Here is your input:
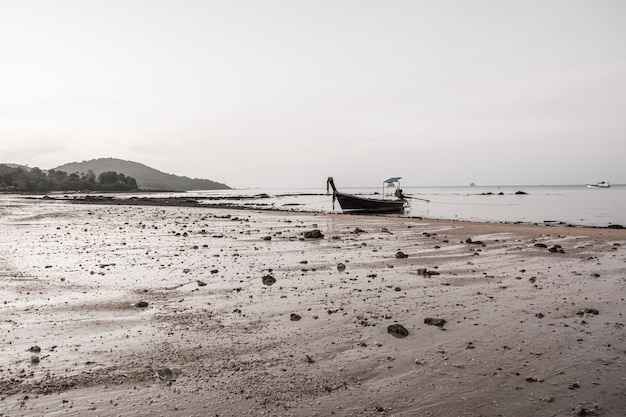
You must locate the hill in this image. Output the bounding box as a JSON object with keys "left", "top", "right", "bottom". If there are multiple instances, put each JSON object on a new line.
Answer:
{"left": 54, "top": 158, "right": 230, "bottom": 191}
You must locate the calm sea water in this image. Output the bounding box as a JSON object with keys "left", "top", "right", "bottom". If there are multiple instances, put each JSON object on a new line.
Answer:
{"left": 130, "top": 184, "right": 626, "bottom": 228}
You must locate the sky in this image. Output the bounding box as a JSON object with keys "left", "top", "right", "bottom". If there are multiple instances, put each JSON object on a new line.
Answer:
{"left": 1, "top": 0, "right": 625, "bottom": 189}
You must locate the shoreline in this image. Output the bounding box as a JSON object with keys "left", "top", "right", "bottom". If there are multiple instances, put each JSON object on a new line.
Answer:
{"left": 1, "top": 198, "right": 624, "bottom": 416}
{"left": 28, "top": 194, "right": 626, "bottom": 230}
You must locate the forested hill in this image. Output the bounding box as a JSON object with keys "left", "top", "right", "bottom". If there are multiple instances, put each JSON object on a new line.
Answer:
{"left": 54, "top": 158, "right": 230, "bottom": 191}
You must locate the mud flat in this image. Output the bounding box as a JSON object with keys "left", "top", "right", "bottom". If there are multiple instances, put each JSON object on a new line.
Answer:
{"left": 1, "top": 197, "right": 625, "bottom": 416}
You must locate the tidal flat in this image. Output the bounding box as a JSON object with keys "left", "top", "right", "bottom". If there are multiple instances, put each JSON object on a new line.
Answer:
{"left": 1, "top": 197, "right": 625, "bottom": 416}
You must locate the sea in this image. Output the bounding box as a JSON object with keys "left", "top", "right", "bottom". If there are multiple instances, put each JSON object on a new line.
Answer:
{"left": 104, "top": 184, "right": 626, "bottom": 228}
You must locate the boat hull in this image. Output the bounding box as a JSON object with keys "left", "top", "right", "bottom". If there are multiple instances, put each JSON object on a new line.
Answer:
{"left": 335, "top": 192, "right": 406, "bottom": 213}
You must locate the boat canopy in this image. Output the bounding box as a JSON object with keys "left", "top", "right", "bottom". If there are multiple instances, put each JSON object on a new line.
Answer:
{"left": 384, "top": 177, "right": 402, "bottom": 184}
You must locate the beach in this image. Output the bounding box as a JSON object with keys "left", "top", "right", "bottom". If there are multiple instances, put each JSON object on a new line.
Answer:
{"left": 1, "top": 197, "right": 625, "bottom": 416}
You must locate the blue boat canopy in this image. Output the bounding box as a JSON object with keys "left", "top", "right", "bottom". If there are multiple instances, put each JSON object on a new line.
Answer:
{"left": 384, "top": 177, "right": 402, "bottom": 183}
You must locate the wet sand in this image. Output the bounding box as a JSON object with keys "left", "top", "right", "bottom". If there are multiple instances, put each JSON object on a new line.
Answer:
{"left": 1, "top": 197, "right": 625, "bottom": 416}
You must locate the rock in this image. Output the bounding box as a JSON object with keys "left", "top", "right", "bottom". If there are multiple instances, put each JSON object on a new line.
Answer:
{"left": 197, "top": 280, "right": 207, "bottom": 287}
{"left": 584, "top": 308, "right": 599, "bottom": 315}
{"left": 156, "top": 367, "right": 180, "bottom": 381}
{"left": 515, "top": 191, "right": 528, "bottom": 195}
{"left": 262, "top": 236, "right": 272, "bottom": 241}
{"left": 395, "top": 251, "right": 408, "bottom": 259}
{"left": 351, "top": 228, "right": 366, "bottom": 234}
{"left": 573, "top": 404, "right": 599, "bottom": 415}
{"left": 29, "top": 346, "right": 41, "bottom": 353}
{"left": 424, "top": 318, "right": 446, "bottom": 327}
{"left": 417, "top": 268, "right": 440, "bottom": 277}
{"left": 534, "top": 243, "right": 548, "bottom": 248}
{"left": 387, "top": 324, "right": 409, "bottom": 338}
{"left": 136, "top": 301, "right": 149, "bottom": 308}
{"left": 548, "top": 245, "right": 564, "bottom": 253}
{"left": 31, "top": 355, "right": 40, "bottom": 364}
{"left": 262, "top": 275, "right": 276, "bottom": 286}
{"left": 607, "top": 224, "right": 624, "bottom": 229}
{"left": 290, "top": 313, "right": 302, "bottom": 321}
{"left": 465, "top": 238, "right": 484, "bottom": 245}
{"left": 337, "top": 263, "right": 346, "bottom": 272}
{"left": 304, "top": 229, "right": 324, "bottom": 239}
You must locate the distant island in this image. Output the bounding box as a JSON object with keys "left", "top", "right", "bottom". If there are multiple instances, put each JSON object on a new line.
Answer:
{"left": 0, "top": 157, "right": 230, "bottom": 193}
{"left": 54, "top": 158, "right": 230, "bottom": 191}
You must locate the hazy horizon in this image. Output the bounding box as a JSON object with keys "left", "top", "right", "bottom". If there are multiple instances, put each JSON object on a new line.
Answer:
{"left": 2, "top": 1, "right": 624, "bottom": 188}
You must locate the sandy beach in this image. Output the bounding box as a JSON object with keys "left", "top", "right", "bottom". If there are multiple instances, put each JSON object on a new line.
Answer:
{"left": 1, "top": 197, "right": 624, "bottom": 417}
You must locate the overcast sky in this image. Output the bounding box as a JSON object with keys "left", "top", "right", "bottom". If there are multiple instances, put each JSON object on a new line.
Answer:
{"left": 1, "top": 1, "right": 624, "bottom": 188}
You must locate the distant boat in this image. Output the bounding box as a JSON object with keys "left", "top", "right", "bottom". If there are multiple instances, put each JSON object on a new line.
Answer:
{"left": 587, "top": 181, "right": 611, "bottom": 188}
{"left": 326, "top": 177, "right": 407, "bottom": 214}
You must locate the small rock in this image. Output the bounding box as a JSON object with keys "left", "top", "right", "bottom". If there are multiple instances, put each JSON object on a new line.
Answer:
{"left": 304, "top": 229, "right": 324, "bottom": 239}
{"left": 156, "top": 367, "right": 180, "bottom": 381}
{"left": 136, "top": 301, "right": 149, "bottom": 308}
{"left": 584, "top": 308, "right": 599, "bottom": 315}
{"left": 424, "top": 318, "right": 446, "bottom": 327}
{"left": 262, "top": 275, "right": 276, "bottom": 286}
{"left": 29, "top": 346, "right": 41, "bottom": 353}
{"left": 290, "top": 313, "right": 302, "bottom": 321}
{"left": 197, "top": 280, "right": 207, "bottom": 287}
{"left": 395, "top": 251, "right": 408, "bottom": 259}
{"left": 337, "top": 263, "right": 346, "bottom": 272}
{"left": 387, "top": 324, "right": 409, "bottom": 338}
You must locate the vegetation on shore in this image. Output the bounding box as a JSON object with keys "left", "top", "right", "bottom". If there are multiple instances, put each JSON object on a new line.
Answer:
{"left": 0, "top": 164, "right": 138, "bottom": 193}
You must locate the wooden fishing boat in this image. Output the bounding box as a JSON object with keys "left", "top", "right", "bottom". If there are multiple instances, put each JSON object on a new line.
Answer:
{"left": 326, "top": 177, "right": 407, "bottom": 213}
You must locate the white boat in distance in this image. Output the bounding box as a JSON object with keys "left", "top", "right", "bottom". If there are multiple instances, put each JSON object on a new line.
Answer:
{"left": 587, "top": 181, "right": 611, "bottom": 188}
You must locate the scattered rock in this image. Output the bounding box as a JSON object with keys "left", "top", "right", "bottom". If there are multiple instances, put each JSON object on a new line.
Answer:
{"left": 417, "top": 268, "right": 440, "bottom": 277}
{"left": 387, "top": 324, "right": 409, "bottom": 338}
{"left": 156, "top": 367, "right": 180, "bottom": 381}
{"left": 303, "top": 229, "right": 324, "bottom": 239}
{"left": 548, "top": 245, "right": 564, "bottom": 253}
{"left": 290, "top": 313, "right": 302, "bottom": 321}
{"left": 584, "top": 308, "right": 599, "bottom": 315}
{"left": 262, "top": 274, "right": 276, "bottom": 286}
{"left": 424, "top": 318, "right": 446, "bottom": 327}
{"left": 573, "top": 404, "right": 599, "bottom": 415}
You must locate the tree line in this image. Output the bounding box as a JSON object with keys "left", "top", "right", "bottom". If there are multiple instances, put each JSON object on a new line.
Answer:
{"left": 0, "top": 164, "right": 139, "bottom": 193}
